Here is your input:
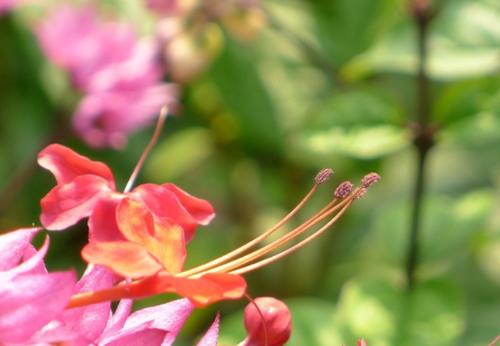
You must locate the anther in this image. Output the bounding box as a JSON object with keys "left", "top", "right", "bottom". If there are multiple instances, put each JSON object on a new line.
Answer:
{"left": 354, "top": 187, "right": 367, "bottom": 199}
{"left": 314, "top": 168, "right": 334, "bottom": 184}
{"left": 361, "top": 172, "right": 380, "bottom": 188}
{"left": 334, "top": 181, "right": 353, "bottom": 198}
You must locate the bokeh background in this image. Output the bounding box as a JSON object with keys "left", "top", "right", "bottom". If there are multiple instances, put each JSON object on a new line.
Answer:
{"left": 1, "top": 0, "right": 499, "bottom": 345}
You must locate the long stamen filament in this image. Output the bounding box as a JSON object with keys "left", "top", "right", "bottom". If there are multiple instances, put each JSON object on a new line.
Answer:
{"left": 124, "top": 106, "right": 168, "bottom": 193}
{"left": 67, "top": 185, "right": 362, "bottom": 309}
{"left": 229, "top": 201, "right": 352, "bottom": 275}
{"left": 186, "top": 194, "right": 354, "bottom": 278}
{"left": 179, "top": 184, "right": 320, "bottom": 277}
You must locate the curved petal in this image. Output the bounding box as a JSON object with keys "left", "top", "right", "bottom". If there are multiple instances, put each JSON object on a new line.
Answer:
{"left": 196, "top": 313, "right": 220, "bottom": 346}
{"left": 116, "top": 198, "right": 186, "bottom": 274}
{"left": 163, "top": 183, "right": 215, "bottom": 226}
{"left": 133, "top": 184, "right": 200, "bottom": 242}
{"left": 40, "top": 175, "right": 112, "bottom": 230}
{"left": 88, "top": 194, "right": 125, "bottom": 242}
{"left": 60, "top": 265, "right": 114, "bottom": 343}
{"left": 115, "top": 198, "right": 156, "bottom": 245}
{"left": 101, "top": 299, "right": 133, "bottom": 337}
{"left": 0, "top": 271, "right": 76, "bottom": 343}
{"left": 82, "top": 241, "right": 163, "bottom": 279}
{"left": 0, "top": 227, "right": 41, "bottom": 271}
{"left": 130, "top": 272, "right": 247, "bottom": 307}
{"left": 4, "top": 236, "right": 50, "bottom": 278}
{"left": 38, "top": 144, "right": 115, "bottom": 187}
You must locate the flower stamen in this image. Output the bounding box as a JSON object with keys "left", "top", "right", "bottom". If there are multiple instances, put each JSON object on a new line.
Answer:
{"left": 186, "top": 188, "right": 360, "bottom": 278}
{"left": 178, "top": 169, "right": 333, "bottom": 278}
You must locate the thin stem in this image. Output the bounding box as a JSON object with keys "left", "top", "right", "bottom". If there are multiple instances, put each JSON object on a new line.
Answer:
{"left": 231, "top": 201, "right": 352, "bottom": 275}
{"left": 123, "top": 106, "right": 169, "bottom": 193}
{"left": 488, "top": 335, "right": 500, "bottom": 346}
{"left": 179, "top": 184, "right": 320, "bottom": 277}
{"left": 405, "top": 2, "right": 434, "bottom": 289}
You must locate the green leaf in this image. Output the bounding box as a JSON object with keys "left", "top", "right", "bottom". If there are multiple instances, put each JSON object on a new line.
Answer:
{"left": 348, "top": 0, "right": 500, "bottom": 80}
{"left": 333, "top": 278, "right": 464, "bottom": 346}
{"left": 208, "top": 38, "right": 284, "bottom": 155}
{"left": 291, "top": 89, "right": 410, "bottom": 160}
{"left": 145, "top": 128, "right": 214, "bottom": 182}
{"left": 308, "top": 0, "right": 403, "bottom": 68}
{"left": 365, "top": 191, "right": 493, "bottom": 271}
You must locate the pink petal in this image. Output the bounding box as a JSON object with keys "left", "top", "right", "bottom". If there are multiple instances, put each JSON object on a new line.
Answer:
{"left": 101, "top": 328, "right": 165, "bottom": 346}
{"left": 102, "top": 299, "right": 133, "bottom": 337}
{"left": 81, "top": 241, "right": 163, "bottom": 278}
{"left": 73, "top": 84, "right": 177, "bottom": 149}
{"left": 60, "top": 265, "right": 114, "bottom": 343}
{"left": 4, "top": 236, "right": 50, "bottom": 278}
{"left": 196, "top": 313, "right": 220, "bottom": 346}
{"left": 0, "top": 227, "right": 40, "bottom": 271}
{"left": 0, "top": 271, "right": 76, "bottom": 343}
{"left": 88, "top": 194, "right": 125, "bottom": 242}
{"left": 38, "top": 144, "right": 115, "bottom": 186}
{"left": 99, "top": 299, "right": 194, "bottom": 346}
{"left": 40, "top": 174, "right": 113, "bottom": 230}
{"left": 163, "top": 183, "right": 215, "bottom": 226}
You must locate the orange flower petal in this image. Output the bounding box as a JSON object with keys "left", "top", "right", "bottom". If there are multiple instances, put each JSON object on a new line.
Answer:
{"left": 147, "top": 219, "right": 186, "bottom": 274}
{"left": 116, "top": 198, "right": 155, "bottom": 245}
{"left": 82, "top": 241, "right": 162, "bottom": 279}
{"left": 129, "top": 272, "right": 247, "bottom": 307}
{"left": 116, "top": 198, "right": 187, "bottom": 274}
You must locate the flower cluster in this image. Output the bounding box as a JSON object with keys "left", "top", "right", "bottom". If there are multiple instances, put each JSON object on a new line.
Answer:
{"left": 37, "top": 5, "right": 177, "bottom": 148}
{"left": 1, "top": 150, "right": 378, "bottom": 345}
{"left": 0, "top": 107, "right": 379, "bottom": 345}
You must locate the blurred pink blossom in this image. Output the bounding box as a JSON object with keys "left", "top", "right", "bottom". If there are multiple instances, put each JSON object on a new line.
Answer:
{"left": 37, "top": 5, "right": 177, "bottom": 148}
{"left": 0, "top": 228, "right": 206, "bottom": 345}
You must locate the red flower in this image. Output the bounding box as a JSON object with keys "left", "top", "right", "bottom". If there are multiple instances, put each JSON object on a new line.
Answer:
{"left": 39, "top": 144, "right": 245, "bottom": 306}
{"left": 38, "top": 144, "right": 214, "bottom": 242}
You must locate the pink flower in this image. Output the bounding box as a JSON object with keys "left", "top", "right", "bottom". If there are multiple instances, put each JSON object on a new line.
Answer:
{"left": 26, "top": 265, "right": 199, "bottom": 345}
{"left": 37, "top": 5, "right": 178, "bottom": 148}
{"left": 146, "top": 0, "right": 193, "bottom": 17}
{"left": 0, "top": 228, "right": 77, "bottom": 344}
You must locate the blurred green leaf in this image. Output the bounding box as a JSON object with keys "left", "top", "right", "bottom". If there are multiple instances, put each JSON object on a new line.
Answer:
{"left": 348, "top": 0, "right": 500, "bottom": 80}
{"left": 333, "top": 278, "right": 464, "bottom": 346}
{"left": 208, "top": 38, "right": 284, "bottom": 155}
{"left": 145, "top": 128, "right": 214, "bottom": 182}
{"left": 291, "top": 89, "right": 410, "bottom": 160}
{"left": 308, "top": 0, "right": 403, "bottom": 68}
{"left": 365, "top": 191, "right": 493, "bottom": 272}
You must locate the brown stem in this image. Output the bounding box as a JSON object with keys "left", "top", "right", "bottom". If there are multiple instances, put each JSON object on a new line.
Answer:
{"left": 405, "top": 0, "right": 435, "bottom": 289}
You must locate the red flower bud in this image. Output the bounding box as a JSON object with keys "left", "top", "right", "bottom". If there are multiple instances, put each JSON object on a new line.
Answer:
{"left": 242, "top": 297, "right": 292, "bottom": 346}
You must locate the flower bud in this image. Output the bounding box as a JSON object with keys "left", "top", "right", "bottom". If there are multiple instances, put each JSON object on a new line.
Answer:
{"left": 242, "top": 297, "right": 292, "bottom": 346}
{"left": 358, "top": 339, "right": 368, "bottom": 346}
